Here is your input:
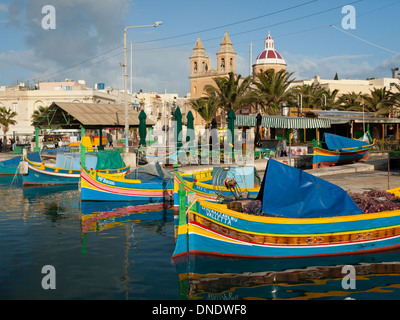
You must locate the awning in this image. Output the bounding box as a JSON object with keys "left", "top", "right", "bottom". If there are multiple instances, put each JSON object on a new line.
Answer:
{"left": 235, "top": 115, "right": 331, "bottom": 129}
{"left": 262, "top": 116, "right": 331, "bottom": 129}
{"left": 235, "top": 115, "right": 257, "bottom": 127}
{"left": 32, "top": 102, "right": 155, "bottom": 129}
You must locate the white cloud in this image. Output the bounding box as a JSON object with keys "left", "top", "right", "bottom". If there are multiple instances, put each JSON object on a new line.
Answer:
{"left": 284, "top": 52, "right": 399, "bottom": 81}
{"left": 1, "top": 0, "right": 194, "bottom": 96}
{"left": 371, "top": 55, "right": 400, "bottom": 78}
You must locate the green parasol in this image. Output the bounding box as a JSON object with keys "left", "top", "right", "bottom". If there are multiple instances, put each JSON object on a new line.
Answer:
{"left": 227, "top": 109, "right": 236, "bottom": 156}
{"left": 186, "top": 110, "right": 194, "bottom": 143}
{"left": 174, "top": 106, "right": 182, "bottom": 150}
{"left": 139, "top": 109, "right": 147, "bottom": 147}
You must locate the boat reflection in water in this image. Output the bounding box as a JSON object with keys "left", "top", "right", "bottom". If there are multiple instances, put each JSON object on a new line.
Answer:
{"left": 173, "top": 251, "right": 400, "bottom": 300}
{"left": 80, "top": 201, "right": 175, "bottom": 233}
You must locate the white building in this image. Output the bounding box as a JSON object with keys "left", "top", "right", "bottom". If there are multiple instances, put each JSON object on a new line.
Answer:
{"left": 0, "top": 80, "right": 134, "bottom": 136}
{"left": 136, "top": 92, "right": 190, "bottom": 131}
{"left": 0, "top": 79, "right": 191, "bottom": 142}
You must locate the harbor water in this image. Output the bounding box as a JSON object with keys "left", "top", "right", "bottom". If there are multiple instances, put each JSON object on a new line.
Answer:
{"left": 2, "top": 177, "right": 400, "bottom": 300}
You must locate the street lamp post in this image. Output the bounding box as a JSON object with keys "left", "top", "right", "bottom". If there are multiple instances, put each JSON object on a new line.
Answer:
{"left": 123, "top": 21, "right": 163, "bottom": 152}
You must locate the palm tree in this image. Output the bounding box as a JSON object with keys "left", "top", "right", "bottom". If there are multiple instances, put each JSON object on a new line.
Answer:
{"left": 204, "top": 72, "right": 254, "bottom": 113}
{"left": 337, "top": 92, "right": 366, "bottom": 111}
{"left": 364, "top": 87, "right": 393, "bottom": 116}
{"left": 291, "top": 83, "right": 327, "bottom": 111}
{"left": 390, "top": 83, "right": 400, "bottom": 117}
{"left": 31, "top": 106, "right": 48, "bottom": 122}
{"left": 189, "top": 95, "right": 219, "bottom": 127}
{"left": 320, "top": 88, "right": 340, "bottom": 110}
{"left": 0, "top": 106, "right": 18, "bottom": 146}
{"left": 252, "top": 69, "right": 295, "bottom": 115}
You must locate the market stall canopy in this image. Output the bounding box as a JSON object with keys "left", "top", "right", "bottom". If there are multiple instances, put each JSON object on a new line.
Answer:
{"left": 32, "top": 102, "right": 155, "bottom": 129}
{"left": 235, "top": 115, "right": 332, "bottom": 129}
{"left": 309, "top": 110, "right": 400, "bottom": 124}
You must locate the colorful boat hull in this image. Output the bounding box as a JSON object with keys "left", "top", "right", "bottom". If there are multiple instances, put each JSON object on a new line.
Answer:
{"left": 80, "top": 167, "right": 173, "bottom": 202}
{"left": 173, "top": 199, "right": 400, "bottom": 259}
{"left": 312, "top": 146, "right": 371, "bottom": 169}
{"left": 23, "top": 156, "right": 129, "bottom": 186}
{"left": 312, "top": 133, "right": 374, "bottom": 169}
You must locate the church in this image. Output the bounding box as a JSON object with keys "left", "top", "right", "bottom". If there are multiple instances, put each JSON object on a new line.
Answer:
{"left": 188, "top": 31, "right": 286, "bottom": 128}
{"left": 189, "top": 30, "right": 286, "bottom": 100}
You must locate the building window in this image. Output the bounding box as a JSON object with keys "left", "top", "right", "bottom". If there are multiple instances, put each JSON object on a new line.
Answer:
{"left": 12, "top": 103, "right": 18, "bottom": 113}
{"left": 194, "top": 62, "right": 198, "bottom": 72}
{"left": 64, "top": 86, "right": 72, "bottom": 91}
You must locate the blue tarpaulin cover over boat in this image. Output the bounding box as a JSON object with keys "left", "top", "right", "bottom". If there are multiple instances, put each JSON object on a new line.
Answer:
{"left": 256, "top": 159, "right": 362, "bottom": 218}
{"left": 323, "top": 133, "right": 368, "bottom": 151}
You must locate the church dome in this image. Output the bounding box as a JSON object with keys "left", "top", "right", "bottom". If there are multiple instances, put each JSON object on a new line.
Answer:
{"left": 254, "top": 32, "right": 286, "bottom": 66}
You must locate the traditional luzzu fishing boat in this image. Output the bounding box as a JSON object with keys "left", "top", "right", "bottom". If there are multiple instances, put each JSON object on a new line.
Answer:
{"left": 312, "top": 132, "right": 374, "bottom": 169}
{"left": 173, "top": 166, "right": 260, "bottom": 208}
{"left": 0, "top": 152, "right": 41, "bottom": 177}
{"left": 80, "top": 162, "right": 174, "bottom": 202}
{"left": 22, "top": 150, "right": 129, "bottom": 186}
{"left": 173, "top": 158, "right": 400, "bottom": 259}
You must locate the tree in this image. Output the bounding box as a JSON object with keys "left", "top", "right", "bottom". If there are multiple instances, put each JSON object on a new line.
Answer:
{"left": 204, "top": 72, "right": 254, "bottom": 113}
{"left": 364, "top": 87, "right": 393, "bottom": 116}
{"left": 189, "top": 95, "right": 219, "bottom": 127}
{"left": 337, "top": 92, "right": 366, "bottom": 111}
{"left": 31, "top": 106, "right": 48, "bottom": 122}
{"left": 334, "top": 73, "right": 339, "bottom": 80}
{"left": 390, "top": 83, "right": 400, "bottom": 116}
{"left": 252, "top": 69, "right": 295, "bottom": 115}
{"left": 291, "top": 83, "right": 326, "bottom": 111}
{"left": 337, "top": 88, "right": 393, "bottom": 115}
{"left": 0, "top": 106, "right": 18, "bottom": 145}
{"left": 321, "top": 88, "right": 340, "bottom": 110}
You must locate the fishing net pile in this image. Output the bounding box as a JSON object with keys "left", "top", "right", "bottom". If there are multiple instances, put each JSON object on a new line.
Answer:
{"left": 349, "top": 190, "right": 400, "bottom": 213}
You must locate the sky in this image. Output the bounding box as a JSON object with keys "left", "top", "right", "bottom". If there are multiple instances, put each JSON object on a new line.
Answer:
{"left": 0, "top": 0, "right": 399, "bottom": 97}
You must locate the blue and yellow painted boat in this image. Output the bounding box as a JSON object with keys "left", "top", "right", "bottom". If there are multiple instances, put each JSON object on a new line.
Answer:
{"left": 22, "top": 151, "right": 129, "bottom": 186}
{"left": 80, "top": 163, "right": 174, "bottom": 202}
{"left": 173, "top": 159, "right": 400, "bottom": 259}
{"left": 313, "top": 132, "right": 374, "bottom": 169}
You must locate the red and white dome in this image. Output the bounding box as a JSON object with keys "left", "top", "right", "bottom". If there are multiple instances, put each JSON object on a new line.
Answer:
{"left": 254, "top": 32, "right": 286, "bottom": 66}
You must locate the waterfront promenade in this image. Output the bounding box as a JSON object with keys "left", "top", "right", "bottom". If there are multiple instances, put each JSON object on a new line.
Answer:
{"left": 1, "top": 151, "right": 397, "bottom": 194}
